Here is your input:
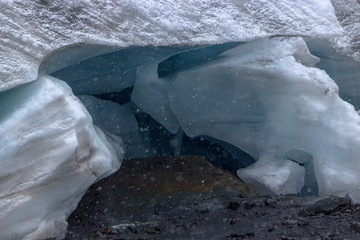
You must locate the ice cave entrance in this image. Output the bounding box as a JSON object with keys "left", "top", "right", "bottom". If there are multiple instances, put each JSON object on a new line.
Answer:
{"left": 39, "top": 38, "right": 360, "bottom": 197}
{"left": 40, "top": 43, "right": 256, "bottom": 176}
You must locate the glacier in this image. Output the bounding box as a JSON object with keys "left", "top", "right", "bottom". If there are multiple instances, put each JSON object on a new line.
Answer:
{"left": 0, "top": 75, "right": 124, "bottom": 240}
{"left": 1, "top": 0, "right": 360, "bottom": 239}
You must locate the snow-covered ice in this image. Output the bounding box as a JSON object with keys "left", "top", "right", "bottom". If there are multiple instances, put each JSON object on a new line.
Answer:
{"left": 329, "top": 0, "right": 360, "bottom": 62}
{"left": 306, "top": 38, "right": 360, "bottom": 109}
{"left": 0, "top": 0, "right": 341, "bottom": 91}
{"left": 163, "top": 37, "right": 360, "bottom": 196}
{"left": 0, "top": 75, "right": 124, "bottom": 240}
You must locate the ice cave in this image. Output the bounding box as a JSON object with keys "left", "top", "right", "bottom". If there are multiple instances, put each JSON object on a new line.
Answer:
{"left": 1, "top": 0, "right": 360, "bottom": 239}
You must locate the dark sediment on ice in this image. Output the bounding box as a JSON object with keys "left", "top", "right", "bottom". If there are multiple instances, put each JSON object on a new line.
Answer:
{"left": 65, "top": 155, "right": 360, "bottom": 240}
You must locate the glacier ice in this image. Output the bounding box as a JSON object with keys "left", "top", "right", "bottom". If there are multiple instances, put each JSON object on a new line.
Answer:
{"left": 132, "top": 60, "right": 181, "bottom": 134}
{"left": 306, "top": 38, "right": 360, "bottom": 109}
{"left": 328, "top": 0, "right": 360, "bottom": 62}
{"left": 163, "top": 37, "right": 360, "bottom": 196}
{"left": 1, "top": 0, "right": 360, "bottom": 239}
{"left": 284, "top": 149, "right": 318, "bottom": 197}
{"left": 48, "top": 36, "right": 360, "bottom": 198}
{"left": 78, "top": 95, "right": 146, "bottom": 158}
{"left": 0, "top": 0, "right": 342, "bottom": 91}
{"left": 0, "top": 75, "right": 124, "bottom": 240}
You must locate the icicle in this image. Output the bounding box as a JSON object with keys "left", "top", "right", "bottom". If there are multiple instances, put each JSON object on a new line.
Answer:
{"left": 172, "top": 127, "right": 184, "bottom": 156}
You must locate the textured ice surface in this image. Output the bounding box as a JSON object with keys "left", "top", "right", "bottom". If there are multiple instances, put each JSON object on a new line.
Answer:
{"left": 77, "top": 36, "right": 360, "bottom": 197}
{"left": 52, "top": 46, "right": 191, "bottom": 134}
{"left": 0, "top": 0, "right": 341, "bottom": 92}
{"left": 164, "top": 37, "right": 333, "bottom": 194}
{"left": 329, "top": 0, "right": 360, "bottom": 61}
{"left": 78, "top": 95, "right": 146, "bottom": 158}
{"left": 165, "top": 38, "right": 360, "bottom": 197}
{"left": 0, "top": 75, "right": 124, "bottom": 240}
{"left": 306, "top": 38, "right": 360, "bottom": 109}
{"left": 49, "top": 47, "right": 192, "bottom": 96}
{"left": 132, "top": 57, "right": 182, "bottom": 134}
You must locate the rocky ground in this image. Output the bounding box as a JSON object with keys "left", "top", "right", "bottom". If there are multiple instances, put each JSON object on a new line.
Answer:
{"left": 65, "top": 155, "right": 360, "bottom": 240}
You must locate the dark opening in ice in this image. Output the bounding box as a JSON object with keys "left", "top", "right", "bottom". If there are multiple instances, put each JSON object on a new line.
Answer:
{"left": 47, "top": 44, "right": 255, "bottom": 175}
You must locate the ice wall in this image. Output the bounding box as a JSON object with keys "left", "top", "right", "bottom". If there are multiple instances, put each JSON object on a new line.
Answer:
{"left": 0, "top": 75, "right": 124, "bottom": 240}
{"left": 329, "top": 0, "right": 360, "bottom": 62}
{"left": 51, "top": 36, "right": 360, "bottom": 199}
{"left": 306, "top": 39, "right": 360, "bottom": 109}
{"left": 132, "top": 37, "right": 360, "bottom": 197}
{"left": 0, "top": 0, "right": 341, "bottom": 92}
{"left": 78, "top": 95, "right": 146, "bottom": 158}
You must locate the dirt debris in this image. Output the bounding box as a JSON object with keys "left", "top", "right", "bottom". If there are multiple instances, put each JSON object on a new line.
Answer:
{"left": 65, "top": 156, "right": 360, "bottom": 240}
